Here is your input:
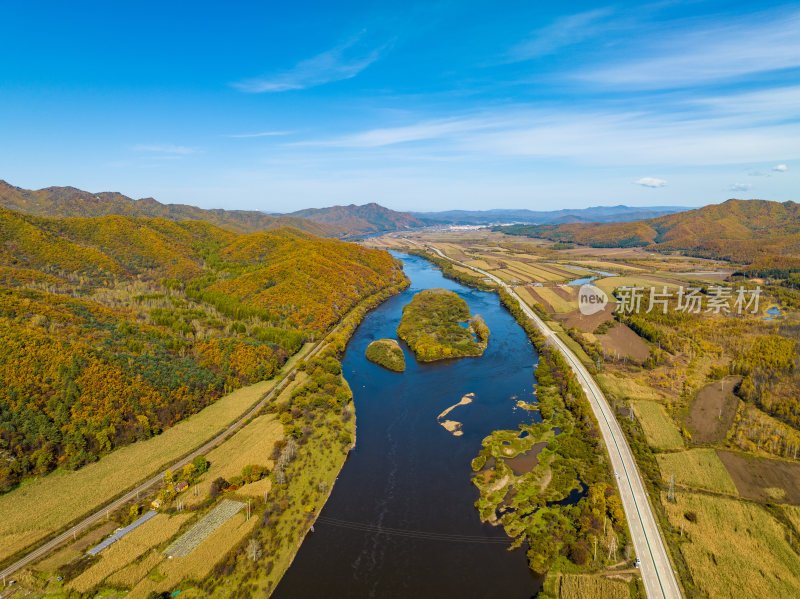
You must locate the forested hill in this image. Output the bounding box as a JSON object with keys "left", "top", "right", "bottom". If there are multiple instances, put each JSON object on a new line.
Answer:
{"left": 0, "top": 179, "right": 343, "bottom": 237}
{"left": 0, "top": 207, "right": 405, "bottom": 490}
{"left": 287, "top": 202, "right": 428, "bottom": 236}
{"left": 498, "top": 199, "right": 800, "bottom": 273}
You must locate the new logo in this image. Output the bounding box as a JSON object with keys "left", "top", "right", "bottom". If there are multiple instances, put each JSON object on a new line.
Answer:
{"left": 578, "top": 284, "right": 608, "bottom": 316}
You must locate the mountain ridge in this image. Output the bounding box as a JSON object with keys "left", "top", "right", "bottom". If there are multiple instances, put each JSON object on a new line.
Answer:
{"left": 498, "top": 198, "right": 800, "bottom": 272}
{"left": 0, "top": 180, "right": 344, "bottom": 237}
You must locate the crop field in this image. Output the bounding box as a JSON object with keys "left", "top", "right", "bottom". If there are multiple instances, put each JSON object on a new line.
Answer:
{"left": 663, "top": 491, "right": 800, "bottom": 598}
{"left": 634, "top": 401, "right": 684, "bottom": 450}
{"left": 555, "top": 573, "right": 631, "bottom": 599}
{"left": 531, "top": 287, "right": 576, "bottom": 313}
{"left": 782, "top": 505, "right": 800, "bottom": 533}
{"left": 127, "top": 511, "right": 258, "bottom": 599}
{"left": 0, "top": 377, "right": 280, "bottom": 563}
{"left": 106, "top": 549, "right": 163, "bottom": 588}
{"left": 187, "top": 414, "right": 282, "bottom": 504}
{"left": 597, "top": 373, "right": 667, "bottom": 402}
{"left": 656, "top": 449, "right": 738, "bottom": 495}
{"left": 165, "top": 499, "right": 245, "bottom": 557}
{"left": 574, "top": 259, "right": 641, "bottom": 272}
{"left": 593, "top": 275, "right": 683, "bottom": 296}
{"left": 68, "top": 512, "right": 191, "bottom": 593}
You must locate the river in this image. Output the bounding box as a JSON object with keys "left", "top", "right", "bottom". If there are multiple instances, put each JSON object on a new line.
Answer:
{"left": 273, "top": 252, "right": 542, "bottom": 598}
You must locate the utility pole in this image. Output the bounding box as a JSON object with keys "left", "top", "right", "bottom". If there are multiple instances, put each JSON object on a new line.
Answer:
{"left": 667, "top": 474, "right": 676, "bottom": 503}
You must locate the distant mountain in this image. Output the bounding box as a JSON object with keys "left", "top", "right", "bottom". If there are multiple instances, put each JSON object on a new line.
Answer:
{"left": 498, "top": 199, "right": 800, "bottom": 272}
{"left": 0, "top": 180, "right": 343, "bottom": 237}
{"left": 413, "top": 205, "right": 688, "bottom": 225}
{"left": 287, "top": 203, "right": 429, "bottom": 236}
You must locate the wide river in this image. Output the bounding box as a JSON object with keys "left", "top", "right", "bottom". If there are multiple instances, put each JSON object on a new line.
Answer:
{"left": 273, "top": 252, "right": 542, "bottom": 598}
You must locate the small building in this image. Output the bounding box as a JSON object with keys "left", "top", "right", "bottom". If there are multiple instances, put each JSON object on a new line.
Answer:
{"left": 151, "top": 498, "right": 162, "bottom": 509}
{"left": 175, "top": 481, "right": 189, "bottom": 493}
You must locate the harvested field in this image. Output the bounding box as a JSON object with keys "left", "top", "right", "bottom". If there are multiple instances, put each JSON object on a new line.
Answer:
{"left": 106, "top": 550, "right": 163, "bottom": 588}
{"left": 522, "top": 287, "right": 555, "bottom": 312}
{"left": 663, "top": 491, "right": 800, "bottom": 598}
{"left": 556, "top": 304, "right": 615, "bottom": 333}
{"left": 532, "top": 287, "right": 575, "bottom": 313}
{"left": 597, "top": 324, "right": 650, "bottom": 362}
{"left": 656, "top": 449, "right": 737, "bottom": 494}
{"left": 128, "top": 511, "right": 258, "bottom": 599}
{"left": 717, "top": 450, "right": 800, "bottom": 504}
{"left": 598, "top": 373, "right": 666, "bottom": 402}
{"left": 164, "top": 499, "right": 245, "bottom": 557}
{"left": 32, "top": 521, "right": 116, "bottom": 572}
{"left": 188, "top": 414, "right": 282, "bottom": 504}
{"left": 782, "top": 505, "right": 800, "bottom": 534}
{"left": 574, "top": 260, "right": 641, "bottom": 272}
{"left": 0, "top": 377, "right": 279, "bottom": 563}
{"left": 593, "top": 275, "right": 682, "bottom": 297}
{"left": 686, "top": 376, "right": 741, "bottom": 444}
{"left": 635, "top": 401, "right": 684, "bottom": 450}
{"left": 68, "top": 513, "right": 190, "bottom": 593}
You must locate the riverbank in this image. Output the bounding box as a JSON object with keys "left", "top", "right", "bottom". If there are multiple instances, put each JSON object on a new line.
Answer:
{"left": 5, "top": 276, "right": 410, "bottom": 598}
{"left": 271, "top": 252, "right": 541, "bottom": 598}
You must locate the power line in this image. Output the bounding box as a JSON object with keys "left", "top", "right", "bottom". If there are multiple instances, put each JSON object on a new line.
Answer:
{"left": 315, "top": 517, "right": 511, "bottom": 544}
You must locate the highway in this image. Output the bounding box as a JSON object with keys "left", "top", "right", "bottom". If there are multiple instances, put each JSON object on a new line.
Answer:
{"left": 415, "top": 240, "right": 683, "bottom": 599}
{"left": 0, "top": 328, "right": 336, "bottom": 583}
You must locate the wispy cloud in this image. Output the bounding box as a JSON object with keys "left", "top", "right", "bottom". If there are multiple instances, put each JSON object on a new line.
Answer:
{"left": 133, "top": 144, "right": 198, "bottom": 155}
{"left": 730, "top": 183, "right": 751, "bottom": 192}
{"left": 292, "top": 116, "right": 504, "bottom": 148}
{"left": 292, "top": 82, "right": 800, "bottom": 168}
{"left": 507, "top": 8, "right": 614, "bottom": 61}
{"left": 232, "top": 33, "right": 389, "bottom": 93}
{"left": 636, "top": 177, "right": 666, "bottom": 188}
{"left": 579, "top": 10, "right": 800, "bottom": 89}
{"left": 225, "top": 131, "right": 292, "bottom": 139}
{"left": 773, "top": 163, "right": 788, "bottom": 172}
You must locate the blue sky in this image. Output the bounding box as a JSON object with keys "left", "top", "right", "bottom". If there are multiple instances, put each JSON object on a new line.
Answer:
{"left": 1, "top": 1, "right": 797, "bottom": 212}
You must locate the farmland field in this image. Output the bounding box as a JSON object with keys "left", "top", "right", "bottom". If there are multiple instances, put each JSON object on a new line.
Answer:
{"left": 187, "top": 414, "right": 282, "bottom": 505}
{"left": 656, "top": 449, "right": 738, "bottom": 495}
{"left": 663, "top": 491, "right": 800, "bottom": 598}
{"left": 635, "top": 401, "right": 684, "bottom": 450}
{"left": 556, "top": 573, "right": 631, "bottom": 599}
{"left": 717, "top": 450, "right": 800, "bottom": 504}
{"left": 68, "top": 512, "right": 191, "bottom": 593}
{"left": 165, "top": 499, "right": 245, "bottom": 558}
{"left": 0, "top": 377, "right": 278, "bottom": 564}
{"left": 597, "top": 373, "right": 666, "bottom": 402}
{"left": 596, "top": 324, "right": 651, "bottom": 362}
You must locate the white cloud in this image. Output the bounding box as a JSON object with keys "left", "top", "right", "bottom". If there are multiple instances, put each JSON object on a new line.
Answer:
{"left": 729, "top": 183, "right": 751, "bottom": 192}
{"left": 635, "top": 177, "right": 666, "bottom": 188}
{"left": 579, "top": 10, "right": 800, "bottom": 89}
{"left": 293, "top": 117, "right": 503, "bottom": 148}
{"left": 225, "top": 131, "right": 292, "bottom": 139}
{"left": 773, "top": 163, "right": 788, "bottom": 172}
{"left": 232, "top": 34, "right": 388, "bottom": 93}
{"left": 508, "top": 8, "right": 613, "bottom": 60}
{"left": 132, "top": 144, "right": 198, "bottom": 155}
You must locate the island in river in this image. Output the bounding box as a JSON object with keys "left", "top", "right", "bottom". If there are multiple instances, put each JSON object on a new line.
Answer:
{"left": 365, "top": 338, "right": 406, "bottom": 371}
{"left": 397, "top": 288, "right": 490, "bottom": 362}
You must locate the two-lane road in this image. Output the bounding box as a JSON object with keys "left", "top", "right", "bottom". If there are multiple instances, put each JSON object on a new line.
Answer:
{"left": 416, "top": 241, "right": 683, "bottom": 599}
